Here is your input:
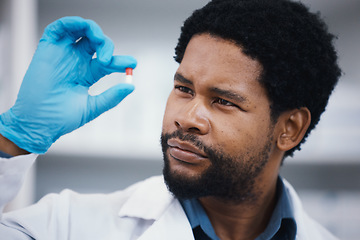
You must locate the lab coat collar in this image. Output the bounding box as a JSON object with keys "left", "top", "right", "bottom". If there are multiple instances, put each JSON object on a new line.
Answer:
{"left": 118, "top": 176, "right": 194, "bottom": 239}
{"left": 283, "top": 179, "right": 338, "bottom": 240}
{"left": 137, "top": 196, "right": 194, "bottom": 240}
{"left": 118, "top": 176, "right": 173, "bottom": 220}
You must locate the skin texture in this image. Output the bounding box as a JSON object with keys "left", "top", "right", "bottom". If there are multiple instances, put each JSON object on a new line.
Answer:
{"left": 161, "top": 33, "right": 310, "bottom": 239}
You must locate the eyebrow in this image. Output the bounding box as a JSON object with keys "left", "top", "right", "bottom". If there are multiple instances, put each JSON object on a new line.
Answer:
{"left": 174, "top": 72, "right": 249, "bottom": 103}
{"left": 210, "top": 87, "right": 249, "bottom": 103}
{"left": 174, "top": 73, "right": 193, "bottom": 86}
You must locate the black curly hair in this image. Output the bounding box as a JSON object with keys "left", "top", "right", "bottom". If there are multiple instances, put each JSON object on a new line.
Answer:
{"left": 174, "top": 0, "right": 341, "bottom": 158}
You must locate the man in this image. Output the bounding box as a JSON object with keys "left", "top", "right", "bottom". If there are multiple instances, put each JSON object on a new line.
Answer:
{"left": 0, "top": 0, "right": 341, "bottom": 239}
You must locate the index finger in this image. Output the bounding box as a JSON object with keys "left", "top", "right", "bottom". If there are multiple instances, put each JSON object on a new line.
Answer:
{"left": 41, "top": 16, "right": 114, "bottom": 64}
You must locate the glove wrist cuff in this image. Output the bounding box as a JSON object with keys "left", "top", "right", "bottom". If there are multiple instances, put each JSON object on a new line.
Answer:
{"left": 0, "top": 111, "right": 51, "bottom": 154}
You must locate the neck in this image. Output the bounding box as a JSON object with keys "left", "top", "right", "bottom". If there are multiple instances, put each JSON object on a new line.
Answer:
{"left": 198, "top": 176, "right": 279, "bottom": 240}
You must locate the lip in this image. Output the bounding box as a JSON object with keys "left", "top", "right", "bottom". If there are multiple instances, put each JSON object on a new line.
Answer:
{"left": 167, "top": 138, "right": 208, "bottom": 164}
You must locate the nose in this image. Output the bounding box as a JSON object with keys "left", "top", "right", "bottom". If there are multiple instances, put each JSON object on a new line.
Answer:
{"left": 174, "top": 100, "right": 210, "bottom": 135}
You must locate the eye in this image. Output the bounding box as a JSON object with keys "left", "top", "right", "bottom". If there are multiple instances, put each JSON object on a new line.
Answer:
{"left": 175, "top": 85, "right": 193, "bottom": 96}
{"left": 215, "top": 98, "right": 236, "bottom": 107}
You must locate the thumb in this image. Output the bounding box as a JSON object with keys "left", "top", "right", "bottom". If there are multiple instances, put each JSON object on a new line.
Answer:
{"left": 89, "top": 55, "right": 137, "bottom": 86}
{"left": 87, "top": 83, "right": 135, "bottom": 122}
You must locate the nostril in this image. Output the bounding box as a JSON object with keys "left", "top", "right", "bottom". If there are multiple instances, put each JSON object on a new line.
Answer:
{"left": 175, "top": 121, "right": 181, "bottom": 128}
{"left": 175, "top": 119, "right": 202, "bottom": 133}
{"left": 189, "top": 127, "right": 201, "bottom": 134}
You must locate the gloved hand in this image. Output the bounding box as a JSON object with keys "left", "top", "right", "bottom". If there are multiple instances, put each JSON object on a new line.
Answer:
{"left": 0, "top": 16, "right": 137, "bottom": 154}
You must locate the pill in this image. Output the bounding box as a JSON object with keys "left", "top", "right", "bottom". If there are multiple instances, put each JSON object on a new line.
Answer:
{"left": 125, "top": 68, "right": 133, "bottom": 84}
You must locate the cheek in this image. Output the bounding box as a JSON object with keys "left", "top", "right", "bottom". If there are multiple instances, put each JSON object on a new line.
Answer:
{"left": 210, "top": 116, "right": 270, "bottom": 154}
{"left": 162, "top": 94, "right": 177, "bottom": 131}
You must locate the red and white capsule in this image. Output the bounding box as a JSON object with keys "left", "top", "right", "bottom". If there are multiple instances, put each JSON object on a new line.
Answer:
{"left": 125, "top": 68, "right": 133, "bottom": 84}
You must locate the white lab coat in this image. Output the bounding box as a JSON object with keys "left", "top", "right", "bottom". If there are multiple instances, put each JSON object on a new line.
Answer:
{"left": 0, "top": 154, "right": 338, "bottom": 240}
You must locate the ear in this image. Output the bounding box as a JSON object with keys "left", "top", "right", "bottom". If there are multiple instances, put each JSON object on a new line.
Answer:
{"left": 276, "top": 107, "right": 311, "bottom": 152}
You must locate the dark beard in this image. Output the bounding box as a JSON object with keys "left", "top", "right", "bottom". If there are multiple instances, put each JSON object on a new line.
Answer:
{"left": 161, "top": 129, "right": 272, "bottom": 204}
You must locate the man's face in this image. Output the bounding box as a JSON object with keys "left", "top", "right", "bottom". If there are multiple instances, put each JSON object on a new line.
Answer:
{"left": 161, "top": 34, "right": 276, "bottom": 203}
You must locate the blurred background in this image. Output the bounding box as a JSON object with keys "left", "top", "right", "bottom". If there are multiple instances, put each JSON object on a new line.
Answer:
{"left": 0, "top": 0, "right": 359, "bottom": 239}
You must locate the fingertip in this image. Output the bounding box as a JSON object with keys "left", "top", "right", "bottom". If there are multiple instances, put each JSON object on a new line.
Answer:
{"left": 121, "top": 83, "right": 135, "bottom": 95}
{"left": 126, "top": 56, "right": 138, "bottom": 69}
{"left": 110, "top": 55, "right": 138, "bottom": 71}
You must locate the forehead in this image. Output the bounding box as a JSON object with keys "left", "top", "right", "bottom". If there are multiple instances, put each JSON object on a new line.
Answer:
{"left": 177, "top": 34, "right": 267, "bottom": 102}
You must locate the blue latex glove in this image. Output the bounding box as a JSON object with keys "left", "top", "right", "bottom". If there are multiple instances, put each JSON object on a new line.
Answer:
{"left": 0, "top": 16, "right": 137, "bottom": 154}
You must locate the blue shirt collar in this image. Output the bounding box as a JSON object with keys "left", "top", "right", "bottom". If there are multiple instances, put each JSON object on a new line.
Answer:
{"left": 181, "top": 196, "right": 220, "bottom": 240}
{"left": 180, "top": 177, "right": 296, "bottom": 240}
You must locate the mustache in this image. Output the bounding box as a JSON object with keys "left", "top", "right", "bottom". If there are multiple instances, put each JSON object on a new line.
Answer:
{"left": 161, "top": 130, "right": 206, "bottom": 152}
{"left": 161, "top": 129, "right": 221, "bottom": 161}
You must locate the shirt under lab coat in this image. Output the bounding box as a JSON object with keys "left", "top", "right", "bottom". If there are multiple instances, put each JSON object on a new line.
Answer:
{"left": 0, "top": 154, "right": 338, "bottom": 240}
